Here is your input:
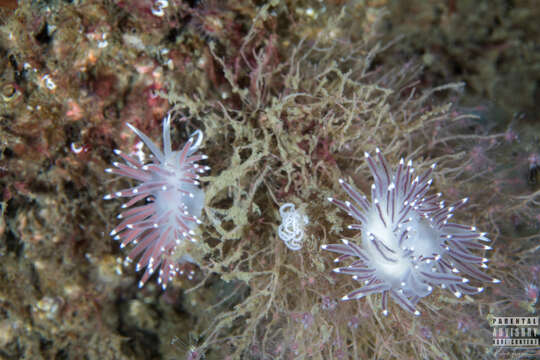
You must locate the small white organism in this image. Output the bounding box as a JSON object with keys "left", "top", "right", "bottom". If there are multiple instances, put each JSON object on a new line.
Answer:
{"left": 278, "top": 203, "right": 309, "bottom": 251}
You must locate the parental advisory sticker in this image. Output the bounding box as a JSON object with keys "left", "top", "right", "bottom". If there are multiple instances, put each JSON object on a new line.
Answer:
{"left": 490, "top": 316, "right": 539, "bottom": 347}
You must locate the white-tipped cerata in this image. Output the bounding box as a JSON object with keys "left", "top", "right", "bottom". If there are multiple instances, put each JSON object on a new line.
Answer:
{"left": 321, "top": 149, "right": 498, "bottom": 316}
{"left": 104, "top": 113, "right": 207, "bottom": 289}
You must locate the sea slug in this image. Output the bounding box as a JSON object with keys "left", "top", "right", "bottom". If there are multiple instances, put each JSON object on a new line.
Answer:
{"left": 322, "top": 148, "right": 499, "bottom": 316}
{"left": 104, "top": 114, "right": 208, "bottom": 289}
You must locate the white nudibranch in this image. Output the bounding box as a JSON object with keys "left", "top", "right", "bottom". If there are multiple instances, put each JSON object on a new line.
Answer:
{"left": 322, "top": 148, "right": 499, "bottom": 316}
{"left": 104, "top": 113, "right": 209, "bottom": 290}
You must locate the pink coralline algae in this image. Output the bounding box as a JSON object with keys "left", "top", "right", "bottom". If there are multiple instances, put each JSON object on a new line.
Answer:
{"left": 104, "top": 114, "right": 208, "bottom": 289}
{"left": 322, "top": 148, "right": 499, "bottom": 316}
